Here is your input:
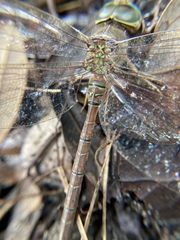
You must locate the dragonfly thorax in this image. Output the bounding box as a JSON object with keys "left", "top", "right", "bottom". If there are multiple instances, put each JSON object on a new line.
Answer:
{"left": 84, "top": 38, "right": 116, "bottom": 75}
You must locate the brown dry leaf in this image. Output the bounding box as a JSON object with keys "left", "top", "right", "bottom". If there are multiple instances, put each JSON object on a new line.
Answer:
{"left": 3, "top": 178, "right": 42, "bottom": 240}
{"left": 0, "top": 111, "right": 73, "bottom": 239}
{"left": 20, "top": 110, "right": 72, "bottom": 178}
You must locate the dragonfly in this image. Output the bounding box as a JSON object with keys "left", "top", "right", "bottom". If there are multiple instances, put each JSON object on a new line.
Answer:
{"left": 0, "top": 0, "right": 179, "bottom": 239}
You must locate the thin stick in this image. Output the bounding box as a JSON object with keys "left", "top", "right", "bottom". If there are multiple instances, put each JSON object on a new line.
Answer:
{"left": 102, "top": 131, "right": 114, "bottom": 240}
{"left": 82, "top": 132, "right": 114, "bottom": 238}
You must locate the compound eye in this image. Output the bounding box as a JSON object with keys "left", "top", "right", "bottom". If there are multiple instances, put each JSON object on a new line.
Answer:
{"left": 96, "top": 1, "right": 142, "bottom": 33}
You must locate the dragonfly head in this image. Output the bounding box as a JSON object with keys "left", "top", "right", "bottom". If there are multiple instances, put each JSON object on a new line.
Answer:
{"left": 96, "top": 0, "right": 142, "bottom": 34}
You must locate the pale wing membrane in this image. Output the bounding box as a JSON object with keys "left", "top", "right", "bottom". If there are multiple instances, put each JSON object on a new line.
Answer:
{"left": 100, "top": 74, "right": 179, "bottom": 143}
{"left": 112, "top": 30, "right": 180, "bottom": 74}
{"left": 99, "top": 80, "right": 180, "bottom": 189}
{"left": 141, "top": 31, "right": 180, "bottom": 74}
{"left": 99, "top": 2, "right": 180, "bottom": 192}
{"left": 0, "top": 22, "right": 28, "bottom": 135}
{"left": 0, "top": 0, "right": 89, "bottom": 57}
{"left": 0, "top": 61, "right": 85, "bottom": 128}
{"left": 0, "top": 0, "right": 88, "bottom": 128}
{"left": 115, "top": 135, "right": 180, "bottom": 191}
{"left": 110, "top": 69, "right": 179, "bottom": 123}
{"left": 102, "top": 31, "right": 180, "bottom": 143}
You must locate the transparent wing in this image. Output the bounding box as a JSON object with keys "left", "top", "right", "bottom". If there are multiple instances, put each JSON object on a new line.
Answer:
{"left": 99, "top": 71, "right": 180, "bottom": 143}
{"left": 100, "top": 84, "right": 180, "bottom": 191}
{"left": 99, "top": 0, "right": 180, "bottom": 195}
{"left": 115, "top": 136, "right": 180, "bottom": 192}
{"left": 0, "top": 0, "right": 89, "bottom": 128}
{"left": 99, "top": 72, "right": 180, "bottom": 190}
{"left": 0, "top": 61, "right": 85, "bottom": 129}
{"left": 100, "top": 29, "right": 180, "bottom": 144}
{"left": 111, "top": 30, "right": 180, "bottom": 74}
{"left": 0, "top": 0, "right": 89, "bottom": 57}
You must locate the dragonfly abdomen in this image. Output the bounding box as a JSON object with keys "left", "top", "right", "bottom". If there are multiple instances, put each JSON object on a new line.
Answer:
{"left": 59, "top": 78, "right": 106, "bottom": 239}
